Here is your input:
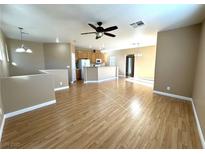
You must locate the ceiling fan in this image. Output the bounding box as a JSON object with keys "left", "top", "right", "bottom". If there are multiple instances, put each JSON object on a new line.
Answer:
{"left": 81, "top": 22, "right": 118, "bottom": 39}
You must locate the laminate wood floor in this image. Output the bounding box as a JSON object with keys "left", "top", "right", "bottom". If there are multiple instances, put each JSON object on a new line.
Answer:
{"left": 0, "top": 79, "right": 202, "bottom": 148}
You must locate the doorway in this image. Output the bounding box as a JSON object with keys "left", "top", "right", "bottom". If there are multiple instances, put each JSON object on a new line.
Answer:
{"left": 126, "top": 54, "right": 135, "bottom": 77}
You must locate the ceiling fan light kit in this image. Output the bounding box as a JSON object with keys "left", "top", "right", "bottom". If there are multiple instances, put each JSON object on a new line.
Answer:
{"left": 15, "top": 27, "right": 32, "bottom": 53}
{"left": 81, "top": 22, "right": 118, "bottom": 39}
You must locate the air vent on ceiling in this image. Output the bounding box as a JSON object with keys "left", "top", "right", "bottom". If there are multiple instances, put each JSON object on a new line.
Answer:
{"left": 130, "top": 21, "right": 144, "bottom": 28}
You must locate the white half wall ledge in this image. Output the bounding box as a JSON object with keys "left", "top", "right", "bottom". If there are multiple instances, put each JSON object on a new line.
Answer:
{"left": 153, "top": 90, "right": 192, "bottom": 102}
{"left": 84, "top": 77, "right": 118, "bottom": 84}
{"left": 191, "top": 99, "right": 205, "bottom": 149}
{"left": 54, "top": 86, "right": 69, "bottom": 92}
{"left": 4, "top": 100, "right": 56, "bottom": 119}
{"left": 0, "top": 115, "right": 5, "bottom": 142}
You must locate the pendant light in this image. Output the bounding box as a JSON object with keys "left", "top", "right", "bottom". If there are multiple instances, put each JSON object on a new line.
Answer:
{"left": 16, "top": 27, "right": 32, "bottom": 53}
{"left": 136, "top": 43, "right": 142, "bottom": 57}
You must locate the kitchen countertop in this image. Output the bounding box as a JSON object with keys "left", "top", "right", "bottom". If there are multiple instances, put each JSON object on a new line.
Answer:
{"left": 85, "top": 66, "right": 116, "bottom": 68}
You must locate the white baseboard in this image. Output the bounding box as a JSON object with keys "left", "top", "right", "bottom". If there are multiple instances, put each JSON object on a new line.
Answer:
{"left": 153, "top": 90, "right": 192, "bottom": 101}
{"left": 153, "top": 90, "right": 205, "bottom": 148}
{"left": 0, "top": 115, "right": 5, "bottom": 142}
{"left": 191, "top": 99, "right": 205, "bottom": 149}
{"left": 84, "top": 77, "right": 118, "bottom": 84}
{"left": 54, "top": 86, "right": 69, "bottom": 91}
{"left": 4, "top": 100, "right": 56, "bottom": 119}
{"left": 0, "top": 100, "right": 56, "bottom": 142}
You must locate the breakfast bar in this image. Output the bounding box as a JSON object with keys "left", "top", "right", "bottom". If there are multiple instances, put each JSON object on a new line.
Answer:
{"left": 84, "top": 66, "right": 118, "bottom": 83}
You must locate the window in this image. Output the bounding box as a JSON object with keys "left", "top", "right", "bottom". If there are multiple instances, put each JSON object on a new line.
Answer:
{"left": 0, "top": 48, "right": 3, "bottom": 61}
{"left": 0, "top": 38, "right": 4, "bottom": 61}
{"left": 5, "top": 44, "right": 9, "bottom": 62}
{"left": 109, "top": 56, "right": 116, "bottom": 66}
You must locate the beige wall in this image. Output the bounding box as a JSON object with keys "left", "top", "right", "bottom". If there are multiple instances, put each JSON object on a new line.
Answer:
{"left": 43, "top": 43, "right": 74, "bottom": 82}
{"left": 107, "top": 46, "right": 156, "bottom": 80}
{"left": 154, "top": 24, "right": 201, "bottom": 97}
{"left": 192, "top": 20, "right": 205, "bottom": 139}
{"left": 1, "top": 74, "right": 55, "bottom": 113}
{"left": 40, "top": 69, "right": 69, "bottom": 89}
{"left": 43, "top": 43, "right": 70, "bottom": 69}
{"left": 0, "top": 30, "right": 9, "bottom": 138}
{"left": 7, "top": 38, "right": 45, "bottom": 76}
{"left": 84, "top": 67, "right": 98, "bottom": 81}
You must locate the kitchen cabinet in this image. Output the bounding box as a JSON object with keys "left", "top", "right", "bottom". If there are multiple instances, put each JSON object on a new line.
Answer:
{"left": 76, "top": 50, "right": 106, "bottom": 64}
{"left": 76, "top": 69, "right": 81, "bottom": 80}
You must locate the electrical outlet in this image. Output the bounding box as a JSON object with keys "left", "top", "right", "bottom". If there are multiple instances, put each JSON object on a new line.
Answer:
{"left": 60, "top": 82, "right": 63, "bottom": 86}
{"left": 166, "top": 86, "right": 171, "bottom": 91}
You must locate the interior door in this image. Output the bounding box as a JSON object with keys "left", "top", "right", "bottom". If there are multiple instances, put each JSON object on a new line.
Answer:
{"left": 71, "top": 52, "right": 76, "bottom": 82}
{"left": 126, "top": 54, "right": 135, "bottom": 77}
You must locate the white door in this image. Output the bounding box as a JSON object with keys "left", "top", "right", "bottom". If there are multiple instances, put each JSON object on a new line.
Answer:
{"left": 71, "top": 52, "right": 76, "bottom": 82}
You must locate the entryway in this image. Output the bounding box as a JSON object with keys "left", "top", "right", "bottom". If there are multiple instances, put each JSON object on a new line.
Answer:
{"left": 126, "top": 54, "right": 135, "bottom": 77}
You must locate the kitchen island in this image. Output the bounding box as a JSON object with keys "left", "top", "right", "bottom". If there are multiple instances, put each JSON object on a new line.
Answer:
{"left": 84, "top": 66, "right": 118, "bottom": 83}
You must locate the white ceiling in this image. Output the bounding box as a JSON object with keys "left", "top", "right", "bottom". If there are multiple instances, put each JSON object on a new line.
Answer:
{"left": 1, "top": 4, "right": 205, "bottom": 51}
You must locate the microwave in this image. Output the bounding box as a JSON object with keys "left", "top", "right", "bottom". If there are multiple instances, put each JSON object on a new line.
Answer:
{"left": 96, "top": 59, "right": 102, "bottom": 64}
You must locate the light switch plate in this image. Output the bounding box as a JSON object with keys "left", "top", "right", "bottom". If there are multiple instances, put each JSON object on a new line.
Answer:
{"left": 60, "top": 82, "right": 63, "bottom": 86}
{"left": 0, "top": 108, "right": 2, "bottom": 115}
{"left": 166, "top": 86, "right": 171, "bottom": 91}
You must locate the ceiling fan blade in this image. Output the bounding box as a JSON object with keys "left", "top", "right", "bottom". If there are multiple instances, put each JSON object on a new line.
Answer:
{"left": 96, "top": 36, "right": 100, "bottom": 39}
{"left": 104, "top": 26, "right": 118, "bottom": 32}
{"left": 88, "top": 23, "right": 97, "bottom": 30}
{"left": 81, "top": 32, "right": 96, "bottom": 35}
{"left": 104, "top": 32, "right": 116, "bottom": 37}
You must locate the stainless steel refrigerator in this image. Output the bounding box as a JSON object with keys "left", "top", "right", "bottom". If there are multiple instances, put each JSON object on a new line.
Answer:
{"left": 78, "top": 59, "right": 91, "bottom": 80}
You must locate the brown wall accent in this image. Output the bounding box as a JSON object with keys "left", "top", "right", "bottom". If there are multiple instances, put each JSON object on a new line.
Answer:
{"left": 192, "top": 20, "right": 205, "bottom": 139}
{"left": 154, "top": 24, "right": 201, "bottom": 97}
{"left": 107, "top": 46, "right": 156, "bottom": 80}
{"left": 7, "top": 38, "right": 45, "bottom": 76}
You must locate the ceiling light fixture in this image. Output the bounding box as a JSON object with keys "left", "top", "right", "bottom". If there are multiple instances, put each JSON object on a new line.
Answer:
{"left": 15, "top": 27, "right": 32, "bottom": 53}
{"left": 136, "top": 43, "right": 142, "bottom": 57}
{"left": 97, "top": 32, "right": 103, "bottom": 38}
{"left": 56, "top": 37, "right": 59, "bottom": 43}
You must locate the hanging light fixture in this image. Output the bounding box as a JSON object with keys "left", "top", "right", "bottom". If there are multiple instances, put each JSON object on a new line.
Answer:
{"left": 16, "top": 27, "right": 32, "bottom": 53}
{"left": 136, "top": 43, "right": 142, "bottom": 57}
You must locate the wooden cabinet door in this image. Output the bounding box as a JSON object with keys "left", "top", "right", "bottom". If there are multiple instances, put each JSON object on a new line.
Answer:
{"left": 91, "top": 53, "right": 96, "bottom": 63}
{"left": 100, "top": 53, "right": 104, "bottom": 63}
{"left": 88, "top": 52, "right": 92, "bottom": 60}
